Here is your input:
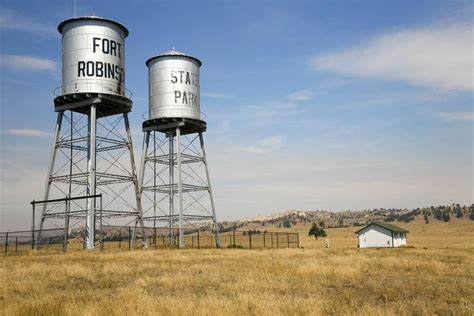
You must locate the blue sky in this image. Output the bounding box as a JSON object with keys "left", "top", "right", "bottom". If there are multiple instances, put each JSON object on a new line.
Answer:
{"left": 0, "top": 0, "right": 472, "bottom": 230}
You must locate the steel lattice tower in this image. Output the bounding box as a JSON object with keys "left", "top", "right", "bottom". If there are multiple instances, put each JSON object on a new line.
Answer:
{"left": 139, "top": 122, "right": 220, "bottom": 248}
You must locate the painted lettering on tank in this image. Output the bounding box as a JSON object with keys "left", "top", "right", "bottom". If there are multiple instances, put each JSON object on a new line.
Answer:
{"left": 77, "top": 37, "right": 124, "bottom": 82}
{"left": 171, "top": 70, "right": 199, "bottom": 106}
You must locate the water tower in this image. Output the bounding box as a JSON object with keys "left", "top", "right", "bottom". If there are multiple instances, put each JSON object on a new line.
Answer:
{"left": 36, "top": 16, "right": 145, "bottom": 249}
{"left": 139, "top": 49, "right": 220, "bottom": 248}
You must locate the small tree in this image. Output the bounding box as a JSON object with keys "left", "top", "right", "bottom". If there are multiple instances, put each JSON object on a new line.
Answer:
{"left": 443, "top": 211, "right": 451, "bottom": 222}
{"left": 308, "top": 223, "right": 327, "bottom": 240}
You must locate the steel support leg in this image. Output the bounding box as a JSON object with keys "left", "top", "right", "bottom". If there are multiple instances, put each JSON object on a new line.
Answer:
{"left": 138, "top": 130, "right": 150, "bottom": 247}
{"left": 199, "top": 132, "right": 221, "bottom": 248}
{"left": 138, "top": 132, "right": 150, "bottom": 191}
{"left": 124, "top": 113, "right": 146, "bottom": 247}
{"left": 177, "top": 127, "right": 184, "bottom": 248}
{"left": 86, "top": 105, "right": 96, "bottom": 250}
{"left": 169, "top": 131, "right": 175, "bottom": 245}
{"left": 153, "top": 132, "right": 157, "bottom": 230}
{"left": 36, "top": 111, "right": 63, "bottom": 249}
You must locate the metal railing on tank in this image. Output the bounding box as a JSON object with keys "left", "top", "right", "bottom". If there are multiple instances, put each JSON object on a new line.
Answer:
{"left": 54, "top": 83, "right": 133, "bottom": 99}
{"left": 141, "top": 111, "right": 207, "bottom": 121}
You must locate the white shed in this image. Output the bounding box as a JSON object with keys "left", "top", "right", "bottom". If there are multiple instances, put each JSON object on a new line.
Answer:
{"left": 355, "top": 223, "right": 409, "bottom": 248}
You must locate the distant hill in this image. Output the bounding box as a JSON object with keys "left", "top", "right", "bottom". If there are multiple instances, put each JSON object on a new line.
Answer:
{"left": 65, "top": 203, "right": 473, "bottom": 238}
{"left": 218, "top": 203, "right": 474, "bottom": 231}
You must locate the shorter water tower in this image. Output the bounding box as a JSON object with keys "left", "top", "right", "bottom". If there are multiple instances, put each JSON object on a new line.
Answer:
{"left": 139, "top": 49, "right": 220, "bottom": 248}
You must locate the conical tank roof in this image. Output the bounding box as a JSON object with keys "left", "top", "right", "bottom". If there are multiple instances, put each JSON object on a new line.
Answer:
{"left": 146, "top": 48, "right": 202, "bottom": 66}
{"left": 58, "top": 16, "right": 129, "bottom": 37}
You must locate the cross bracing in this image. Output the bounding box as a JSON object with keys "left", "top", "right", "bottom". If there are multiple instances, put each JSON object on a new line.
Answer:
{"left": 35, "top": 100, "right": 145, "bottom": 250}
{"left": 139, "top": 122, "right": 220, "bottom": 248}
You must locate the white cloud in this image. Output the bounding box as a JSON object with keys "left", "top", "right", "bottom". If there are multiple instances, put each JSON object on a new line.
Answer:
{"left": 0, "top": 54, "right": 57, "bottom": 72}
{"left": 436, "top": 111, "right": 474, "bottom": 122}
{"left": 287, "top": 89, "right": 316, "bottom": 102}
{"left": 202, "top": 92, "right": 234, "bottom": 99}
{"left": 0, "top": 9, "right": 57, "bottom": 37}
{"left": 243, "top": 101, "right": 303, "bottom": 122}
{"left": 243, "top": 135, "right": 286, "bottom": 153}
{"left": 311, "top": 22, "right": 473, "bottom": 91}
{"left": 3, "top": 129, "right": 52, "bottom": 137}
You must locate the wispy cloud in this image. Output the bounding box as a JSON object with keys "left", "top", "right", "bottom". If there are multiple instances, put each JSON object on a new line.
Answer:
{"left": 287, "top": 89, "right": 316, "bottom": 102}
{"left": 202, "top": 92, "right": 234, "bottom": 99}
{"left": 0, "top": 54, "right": 57, "bottom": 72}
{"left": 243, "top": 135, "right": 286, "bottom": 153}
{"left": 436, "top": 111, "right": 474, "bottom": 122}
{"left": 0, "top": 9, "right": 57, "bottom": 37}
{"left": 244, "top": 101, "right": 300, "bottom": 119}
{"left": 311, "top": 21, "right": 472, "bottom": 91}
{"left": 3, "top": 129, "right": 52, "bottom": 137}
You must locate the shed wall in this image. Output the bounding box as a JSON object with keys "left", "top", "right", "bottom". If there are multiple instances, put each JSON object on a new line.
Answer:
{"left": 358, "top": 225, "right": 407, "bottom": 248}
{"left": 358, "top": 226, "right": 393, "bottom": 248}
{"left": 393, "top": 232, "right": 407, "bottom": 247}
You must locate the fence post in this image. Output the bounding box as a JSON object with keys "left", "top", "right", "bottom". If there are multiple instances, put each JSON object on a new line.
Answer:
{"left": 233, "top": 229, "right": 236, "bottom": 245}
{"left": 154, "top": 227, "right": 157, "bottom": 250}
{"left": 128, "top": 227, "right": 131, "bottom": 251}
{"left": 287, "top": 233, "right": 290, "bottom": 248}
{"left": 119, "top": 235, "right": 122, "bottom": 249}
{"left": 31, "top": 201, "right": 35, "bottom": 250}
{"left": 263, "top": 232, "right": 266, "bottom": 248}
{"left": 249, "top": 233, "right": 252, "bottom": 249}
{"left": 15, "top": 236, "right": 18, "bottom": 254}
{"left": 276, "top": 232, "right": 279, "bottom": 248}
{"left": 197, "top": 230, "right": 200, "bottom": 249}
{"left": 229, "top": 232, "right": 232, "bottom": 247}
{"left": 271, "top": 233, "right": 274, "bottom": 248}
{"left": 4, "top": 232, "right": 8, "bottom": 256}
{"left": 99, "top": 195, "right": 103, "bottom": 252}
{"left": 63, "top": 197, "right": 68, "bottom": 253}
{"left": 297, "top": 233, "right": 300, "bottom": 248}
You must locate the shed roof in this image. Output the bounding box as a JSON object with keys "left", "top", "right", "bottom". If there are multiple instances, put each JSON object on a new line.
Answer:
{"left": 354, "top": 222, "right": 409, "bottom": 234}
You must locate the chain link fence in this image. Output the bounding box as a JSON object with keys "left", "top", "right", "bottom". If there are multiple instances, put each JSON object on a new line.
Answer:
{"left": 1, "top": 226, "right": 299, "bottom": 255}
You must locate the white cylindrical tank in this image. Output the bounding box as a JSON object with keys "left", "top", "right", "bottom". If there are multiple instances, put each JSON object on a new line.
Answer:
{"left": 146, "top": 49, "right": 202, "bottom": 121}
{"left": 58, "top": 16, "right": 128, "bottom": 97}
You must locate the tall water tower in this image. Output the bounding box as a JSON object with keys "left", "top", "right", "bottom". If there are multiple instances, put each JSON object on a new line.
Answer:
{"left": 139, "top": 49, "right": 220, "bottom": 248}
{"left": 35, "top": 16, "right": 145, "bottom": 249}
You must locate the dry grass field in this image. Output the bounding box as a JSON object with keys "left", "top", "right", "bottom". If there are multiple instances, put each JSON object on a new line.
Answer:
{"left": 1, "top": 217, "right": 473, "bottom": 315}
